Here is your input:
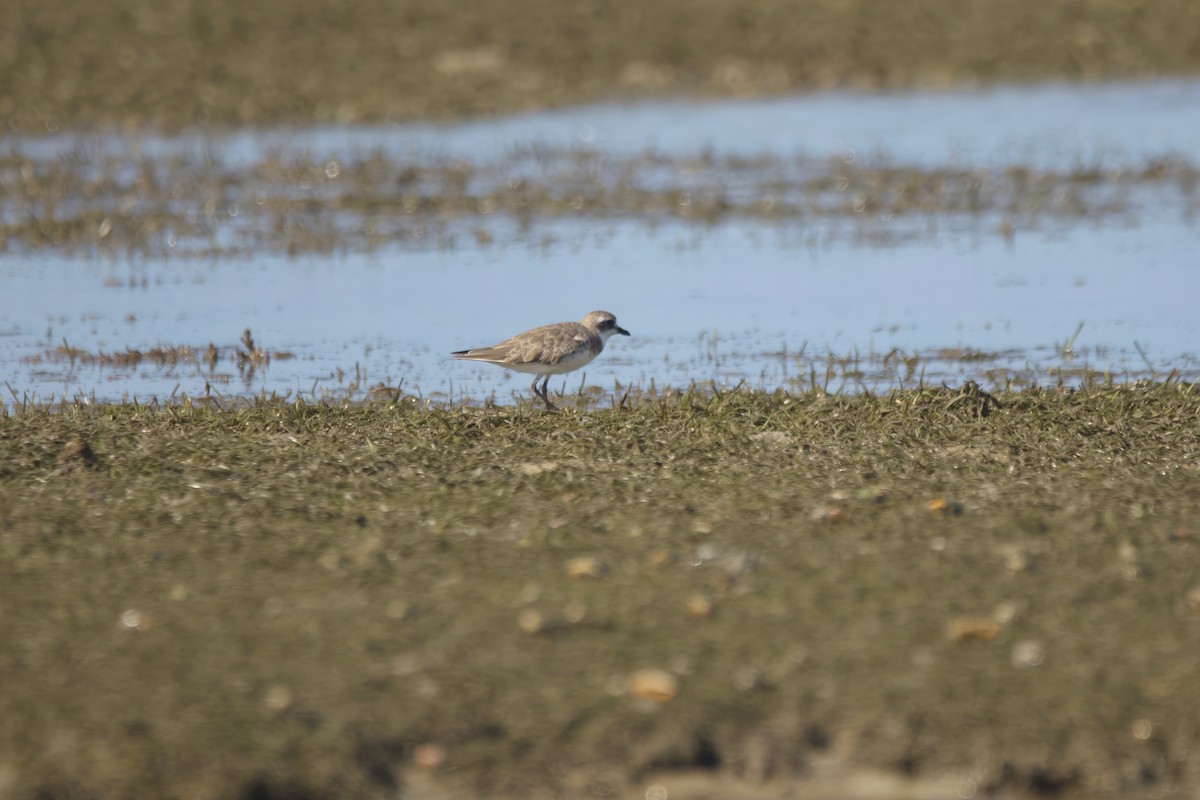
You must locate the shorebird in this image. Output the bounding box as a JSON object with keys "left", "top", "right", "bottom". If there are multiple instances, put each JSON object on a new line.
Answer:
{"left": 452, "top": 310, "right": 631, "bottom": 410}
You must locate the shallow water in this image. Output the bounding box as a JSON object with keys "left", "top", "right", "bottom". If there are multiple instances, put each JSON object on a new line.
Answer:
{"left": 4, "top": 214, "right": 1197, "bottom": 404}
{"left": 4, "top": 80, "right": 1200, "bottom": 404}
{"left": 18, "top": 79, "right": 1200, "bottom": 167}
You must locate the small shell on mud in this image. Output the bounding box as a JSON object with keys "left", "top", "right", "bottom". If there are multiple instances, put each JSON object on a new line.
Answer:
{"left": 627, "top": 669, "right": 679, "bottom": 703}
{"left": 1176, "top": 586, "right": 1200, "bottom": 617}
{"left": 563, "top": 601, "right": 587, "bottom": 624}
{"left": 999, "top": 545, "right": 1029, "bottom": 574}
{"left": 1167, "top": 526, "right": 1195, "bottom": 542}
{"left": 413, "top": 743, "right": 446, "bottom": 770}
{"left": 821, "top": 506, "right": 848, "bottom": 523}
{"left": 1011, "top": 639, "right": 1046, "bottom": 668}
{"left": 993, "top": 602, "right": 1019, "bottom": 624}
{"left": 927, "top": 497, "right": 964, "bottom": 514}
{"left": 565, "top": 557, "right": 608, "bottom": 580}
{"left": 647, "top": 549, "right": 672, "bottom": 568}
{"left": 685, "top": 594, "right": 714, "bottom": 618}
{"left": 517, "top": 609, "right": 544, "bottom": 634}
{"left": 263, "top": 685, "right": 293, "bottom": 712}
{"left": 945, "top": 617, "right": 1001, "bottom": 641}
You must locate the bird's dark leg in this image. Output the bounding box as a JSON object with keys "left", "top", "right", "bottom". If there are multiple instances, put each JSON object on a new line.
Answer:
{"left": 538, "top": 375, "right": 557, "bottom": 411}
{"left": 529, "top": 375, "right": 555, "bottom": 410}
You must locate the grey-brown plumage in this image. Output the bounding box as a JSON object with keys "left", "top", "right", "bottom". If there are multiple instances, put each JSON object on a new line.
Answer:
{"left": 452, "top": 310, "right": 631, "bottom": 409}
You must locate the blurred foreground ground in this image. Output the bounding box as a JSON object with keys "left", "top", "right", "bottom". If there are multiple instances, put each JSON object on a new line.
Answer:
{"left": 5, "top": 0, "right": 1200, "bottom": 131}
{"left": 2, "top": 386, "right": 1199, "bottom": 799}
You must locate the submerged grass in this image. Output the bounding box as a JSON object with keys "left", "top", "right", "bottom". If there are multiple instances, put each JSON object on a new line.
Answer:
{"left": 25, "top": 329, "right": 293, "bottom": 377}
{"left": 3, "top": 385, "right": 1200, "bottom": 798}
{"left": 5, "top": 0, "right": 1200, "bottom": 132}
{"left": 2, "top": 147, "right": 1197, "bottom": 257}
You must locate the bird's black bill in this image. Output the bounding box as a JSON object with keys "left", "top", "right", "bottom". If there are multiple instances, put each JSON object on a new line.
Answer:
{"left": 616, "top": 326, "right": 631, "bottom": 336}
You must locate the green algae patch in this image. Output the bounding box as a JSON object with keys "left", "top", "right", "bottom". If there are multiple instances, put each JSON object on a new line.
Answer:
{"left": 2, "top": 384, "right": 1200, "bottom": 798}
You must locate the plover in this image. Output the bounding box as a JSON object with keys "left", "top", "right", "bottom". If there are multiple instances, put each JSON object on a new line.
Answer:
{"left": 452, "top": 310, "right": 631, "bottom": 410}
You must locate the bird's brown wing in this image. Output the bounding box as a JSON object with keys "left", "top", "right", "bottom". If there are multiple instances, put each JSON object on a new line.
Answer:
{"left": 452, "top": 323, "right": 591, "bottom": 366}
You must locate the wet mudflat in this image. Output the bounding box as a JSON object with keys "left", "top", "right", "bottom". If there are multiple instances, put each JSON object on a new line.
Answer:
{"left": 2, "top": 111, "right": 1200, "bottom": 800}
{"left": 3, "top": 386, "right": 1200, "bottom": 799}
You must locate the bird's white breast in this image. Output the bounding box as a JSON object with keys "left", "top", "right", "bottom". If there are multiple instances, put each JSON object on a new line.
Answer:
{"left": 506, "top": 346, "right": 598, "bottom": 375}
